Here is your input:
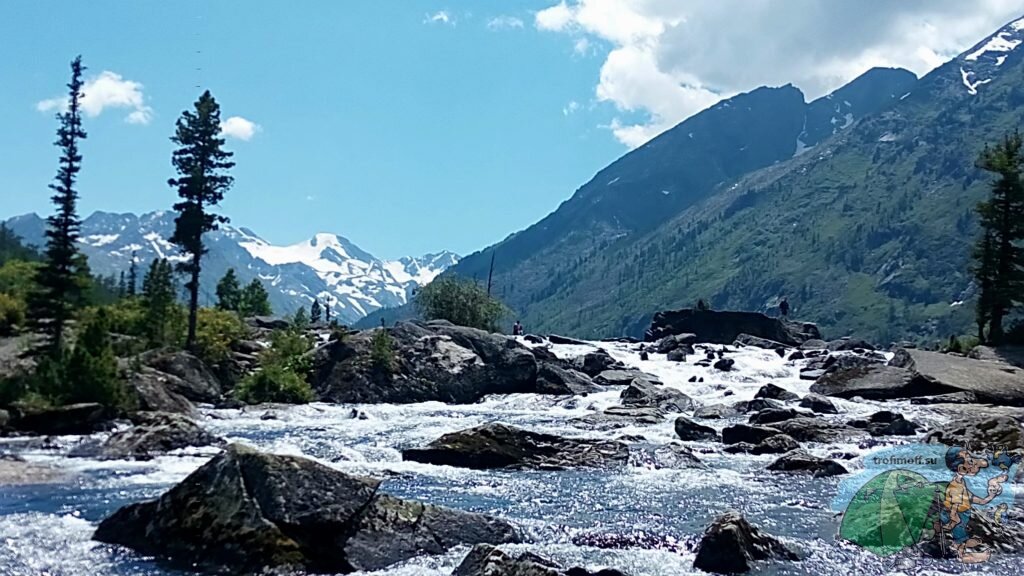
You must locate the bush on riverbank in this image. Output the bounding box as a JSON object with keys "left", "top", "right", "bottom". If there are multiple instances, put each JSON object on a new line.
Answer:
{"left": 235, "top": 328, "right": 314, "bottom": 404}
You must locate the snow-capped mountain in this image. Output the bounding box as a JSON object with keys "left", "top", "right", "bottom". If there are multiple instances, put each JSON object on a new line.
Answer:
{"left": 959, "top": 15, "right": 1024, "bottom": 95}
{"left": 3, "top": 211, "right": 458, "bottom": 324}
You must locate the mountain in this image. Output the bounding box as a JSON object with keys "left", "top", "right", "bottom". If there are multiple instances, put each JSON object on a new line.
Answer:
{"left": 359, "top": 67, "right": 918, "bottom": 331}
{"left": 3, "top": 211, "right": 457, "bottom": 324}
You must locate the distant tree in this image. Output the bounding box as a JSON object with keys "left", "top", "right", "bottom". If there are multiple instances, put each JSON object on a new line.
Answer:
{"left": 0, "top": 223, "right": 40, "bottom": 265}
{"left": 168, "top": 90, "right": 235, "bottom": 351}
{"left": 370, "top": 328, "right": 397, "bottom": 375}
{"left": 215, "top": 268, "right": 242, "bottom": 312}
{"left": 117, "top": 271, "right": 127, "bottom": 298}
{"left": 240, "top": 278, "right": 272, "bottom": 317}
{"left": 310, "top": 299, "right": 322, "bottom": 324}
{"left": 415, "top": 276, "right": 507, "bottom": 332}
{"left": 27, "top": 56, "right": 89, "bottom": 358}
{"left": 973, "top": 132, "right": 1024, "bottom": 343}
{"left": 292, "top": 306, "right": 309, "bottom": 330}
{"left": 126, "top": 251, "right": 138, "bottom": 297}
{"left": 142, "top": 259, "right": 178, "bottom": 347}
{"left": 325, "top": 300, "right": 332, "bottom": 324}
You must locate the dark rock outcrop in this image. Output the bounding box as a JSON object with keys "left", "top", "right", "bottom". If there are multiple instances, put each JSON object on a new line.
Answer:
{"left": 94, "top": 444, "right": 518, "bottom": 573}
{"left": 810, "top": 365, "right": 952, "bottom": 400}
{"left": 70, "top": 412, "right": 222, "bottom": 460}
{"left": 140, "top": 350, "right": 224, "bottom": 404}
{"left": 713, "top": 358, "right": 736, "bottom": 372}
{"left": 748, "top": 408, "right": 812, "bottom": 425}
{"left": 722, "top": 424, "right": 781, "bottom": 445}
{"left": 766, "top": 450, "right": 848, "bottom": 477}
{"left": 572, "top": 350, "right": 624, "bottom": 377}
{"left": 656, "top": 333, "right": 697, "bottom": 354}
{"left": 770, "top": 417, "right": 860, "bottom": 443}
{"left": 628, "top": 443, "right": 706, "bottom": 470}
{"left": 9, "top": 403, "right": 111, "bottom": 436}
{"left": 575, "top": 406, "right": 667, "bottom": 429}
{"left": 621, "top": 381, "right": 696, "bottom": 412}
{"left": 646, "top": 309, "right": 821, "bottom": 346}
{"left": 694, "top": 404, "right": 744, "bottom": 420}
{"left": 402, "top": 423, "right": 629, "bottom": 470}
{"left": 692, "top": 511, "right": 799, "bottom": 573}
{"left": 734, "top": 334, "right": 790, "bottom": 350}
{"left": 674, "top": 416, "right": 719, "bottom": 441}
{"left": 925, "top": 416, "right": 1024, "bottom": 450}
{"left": 754, "top": 384, "right": 798, "bottom": 402}
{"left": 594, "top": 369, "right": 661, "bottom": 387}
{"left": 798, "top": 393, "right": 838, "bottom": 414}
{"left": 536, "top": 363, "right": 600, "bottom": 396}
{"left": 453, "top": 544, "right": 630, "bottom": 576}
{"left": 126, "top": 367, "right": 196, "bottom": 414}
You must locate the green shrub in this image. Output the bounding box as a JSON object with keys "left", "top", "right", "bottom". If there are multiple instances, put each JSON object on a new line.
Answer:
{"left": 0, "top": 293, "right": 26, "bottom": 336}
{"left": 235, "top": 364, "right": 314, "bottom": 405}
{"left": 194, "top": 307, "right": 247, "bottom": 365}
{"left": 65, "top": 309, "right": 131, "bottom": 410}
{"left": 370, "top": 329, "right": 397, "bottom": 374}
{"left": 415, "top": 276, "right": 508, "bottom": 332}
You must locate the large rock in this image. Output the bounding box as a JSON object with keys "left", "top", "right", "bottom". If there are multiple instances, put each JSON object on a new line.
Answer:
{"left": 770, "top": 417, "right": 861, "bottom": 443}
{"left": 454, "top": 544, "right": 629, "bottom": 576}
{"left": 898, "top": 349, "right": 1024, "bottom": 406}
{"left": 10, "top": 403, "right": 111, "bottom": 436}
{"left": 572, "top": 350, "right": 624, "bottom": 377}
{"left": 629, "top": 443, "right": 706, "bottom": 470}
{"left": 734, "top": 334, "right": 790, "bottom": 350}
{"left": 798, "top": 393, "right": 838, "bottom": 415}
{"left": 766, "top": 450, "right": 848, "bottom": 477}
{"left": 694, "top": 404, "right": 744, "bottom": 420}
{"left": 748, "top": 408, "right": 812, "bottom": 425}
{"left": 70, "top": 412, "right": 223, "bottom": 460}
{"left": 402, "top": 423, "right": 629, "bottom": 470}
{"left": 754, "top": 384, "right": 798, "bottom": 402}
{"left": 809, "top": 365, "right": 953, "bottom": 400}
{"left": 125, "top": 367, "right": 196, "bottom": 414}
{"left": 313, "top": 321, "right": 539, "bottom": 404}
{"left": 140, "top": 350, "right": 223, "bottom": 404}
{"left": 594, "top": 369, "right": 661, "bottom": 387}
{"left": 692, "top": 511, "right": 799, "bottom": 573}
{"left": 674, "top": 416, "right": 718, "bottom": 441}
{"left": 536, "top": 363, "right": 599, "bottom": 396}
{"left": 575, "top": 406, "right": 667, "bottom": 430}
{"left": 656, "top": 333, "right": 697, "bottom": 354}
{"left": 925, "top": 415, "right": 1024, "bottom": 450}
{"left": 645, "top": 309, "right": 821, "bottom": 346}
{"left": 620, "top": 381, "right": 696, "bottom": 412}
{"left": 722, "top": 424, "right": 781, "bottom": 445}
{"left": 94, "top": 444, "right": 518, "bottom": 573}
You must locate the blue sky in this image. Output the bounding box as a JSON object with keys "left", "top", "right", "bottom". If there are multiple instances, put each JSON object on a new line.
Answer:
{"left": 3, "top": 1, "right": 1021, "bottom": 258}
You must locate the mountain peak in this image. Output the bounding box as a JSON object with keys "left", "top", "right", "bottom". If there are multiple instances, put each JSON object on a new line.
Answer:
{"left": 958, "top": 15, "right": 1024, "bottom": 95}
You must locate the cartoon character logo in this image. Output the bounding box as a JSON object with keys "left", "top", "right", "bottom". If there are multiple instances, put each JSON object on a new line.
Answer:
{"left": 837, "top": 443, "right": 1019, "bottom": 564}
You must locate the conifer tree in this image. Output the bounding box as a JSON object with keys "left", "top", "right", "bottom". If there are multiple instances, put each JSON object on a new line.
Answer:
{"left": 168, "top": 91, "right": 235, "bottom": 350}
{"left": 240, "top": 279, "right": 272, "bottom": 317}
{"left": 118, "top": 271, "right": 127, "bottom": 298}
{"left": 973, "top": 132, "right": 1024, "bottom": 343}
{"left": 216, "top": 268, "right": 242, "bottom": 312}
{"left": 66, "top": 308, "right": 126, "bottom": 409}
{"left": 27, "top": 56, "right": 89, "bottom": 358}
{"left": 310, "top": 299, "right": 322, "bottom": 324}
{"left": 127, "top": 251, "right": 138, "bottom": 297}
{"left": 142, "top": 259, "right": 177, "bottom": 347}
{"left": 292, "top": 306, "right": 309, "bottom": 330}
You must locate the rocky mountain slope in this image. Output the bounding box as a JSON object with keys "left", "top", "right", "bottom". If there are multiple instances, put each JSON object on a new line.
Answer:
{"left": 370, "top": 17, "right": 1022, "bottom": 343}
{"left": 3, "top": 211, "right": 457, "bottom": 324}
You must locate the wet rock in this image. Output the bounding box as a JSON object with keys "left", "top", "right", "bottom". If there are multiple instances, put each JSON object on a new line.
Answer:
{"left": 629, "top": 443, "right": 706, "bottom": 470}
{"left": 770, "top": 417, "right": 860, "bottom": 443}
{"left": 9, "top": 402, "right": 111, "bottom": 436}
{"left": 924, "top": 416, "right": 1024, "bottom": 450}
{"left": 798, "top": 393, "right": 838, "bottom": 415}
{"left": 694, "top": 404, "right": 743, "bottom": 420}
{"left": 766, "top": 450, "right": 848, "bottom": 477}
{"left": 646, "top": 309, "right": 821, "bottom": 346}
{"left": 454, "top": 543, "right": 630, "bottom": 576}
{"left": 752, "top": 434, "right": 801, "bottom": 455}
{"left": 722, "top": 424, "right": 782, "bottom": 445}
{"left": 733, "top": 398, "right": 783, "bottom": 414}
{"left": 848, "top": 411, "right": 919, "bottom": 437}
{"left": 594, "top": 369, "right": 661, "bottom": 387}
{"left": 733, "top": 334, "right": 789, "bottom": 350}
{"left": 94, "top": 444, "right": 518, "bottom": 573}
{"left": 748, "top": 408, "right": 812, "bottom": 426}
{"left": 799, "top": 369, "right": 826, "bottom": 381}
{"left": 621, "top": 381, "right": 696, "bottom": 412}
{"left": 548, "top": 334, "right": 590, "bottom": 346}
{"left": 313, "top": 321, "right": 539, "bottom": 404}
{"left": 666, "top": 349, "right": 688, "bottom": 362}
{"left": 754, "top": 384, "right": 798, "bottom": 402}
{"left": 523, "top": 334, "right": 546, "bottom": 344}
{"left": 909, "top": 391, "right": 980, "bottom": 405}
{"left": 140, "top": 349, "right": 224, "bottom": 404}
{"left": 826, "top": 338, "right": 876, "bottom": 352}
{"left": 403, "top": 423, "right": 629, "bottom": 470}
{"left": 692, "top": 511, "right": 799, "bottom": 573}
{"left": 799, "top": 339, "right": 827, "bottom": 350}
{"left": 656, "top": 333, "right": 697, "bottom": 354}
{"left": 896, "top": 349, "right": 1024, "bottom": 406}
{"left": 70, "top": 412, "right": 223, "bottom": 460}
{"left": 809, "top": 365, "right": 953, "bottom": 400}
{"left": 536, "top": 363, "right": 600, "bottom": 396}
{"left": 576, "top": 406, "right": 666, "bottom": 429}
{"left": 126, "top": 367, "right": 196, "bottom": 415}
{"left": 0, "top": 458, "right": 67, "bottom": 486}
{"left": 713, "top": 358, "right": 735, "bottom": 372}
{"left": 572, "top": 350, "right": 624, "bottom": 377}
{"left": 675, "top": 416, "right": 719, "bottom": 442}
{"left": 787, "top": 350, "right": 805, "bottom": 361}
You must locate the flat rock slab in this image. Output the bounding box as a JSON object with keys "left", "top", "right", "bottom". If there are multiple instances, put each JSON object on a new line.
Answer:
{"left": 402, "top": 423, "right": 629, "bottom": 470}
{"left": 903, "top": 349, "right": 1024, "bottom": 406}
{"left": 809, "top": 365, "right": 955, "bottom": 400}
{"left": 594, "top": 369, "right": 662, "bottom": 386}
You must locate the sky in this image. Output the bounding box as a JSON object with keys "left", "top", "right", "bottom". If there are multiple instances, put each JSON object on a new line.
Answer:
{"left": 2, "top": 1, "right": 1023, "bottom": 259}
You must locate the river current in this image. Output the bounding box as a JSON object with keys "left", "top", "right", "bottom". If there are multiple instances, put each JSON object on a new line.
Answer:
{"left": 0, "top": 340, "right": 1018, "bottom": 575}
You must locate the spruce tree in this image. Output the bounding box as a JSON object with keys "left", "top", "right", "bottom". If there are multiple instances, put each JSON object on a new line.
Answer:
{"left": 240, "top": 279, "right": 272, "bottom": 317}
{"left": 142, "top": 259, "right": 177, "bottom": 347}
{"left": 325, "top": 301, "right": 332, "bottom": 325}
{"left": 974, "top": 132, "right": 1024, "bottom": 343}
{"left": 310, "top": 299, "right": 322, "bottom": 324}
{"left": 216, "top": 268, "right": 242, "bottom": 312}
{"left": 127, "top": 251, "right": 138, "bottom": 297}
{"left": 27, "top": 56, "right": 89, "bottom": 358}
{"left": 118, "top": 271, "right": 127, "bottom": 298}
{"left": 292, "top": 306, "right": 309, "bottom": 330}
{"left": 168, "top": 91, "right": 235, "bottom": 350}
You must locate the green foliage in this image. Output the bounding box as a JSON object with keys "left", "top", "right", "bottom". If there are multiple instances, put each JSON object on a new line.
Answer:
{"left": 973, "top": 131, "right": 1024, "bottom": 343}
{"left": 194, "top": 307, "right": 246, "bottom": 365}
{"left": 240, "top": 279, "right": 272, "bottom": 317}
{"left": 0, "top": 223, "right": 40, "bottom": 266}
{"left": 415, "top": 276, "right": 508, "bottom": 332}
{"left": 235, "top": 328, "right": 314, "bottom": 405}
{"left": 0, "top": 260, "right": 40, "bottom": 299}
{"left": 0, "top": 293, "right": 26, "bottom": 336}
{"left": 370, "top": 328, "right": 397, "bottom": 374}
{"left": 168, "top": 90, "right": 235, "bottom": 350}
{"left": 215, "top": 268, "right": 242, "bottom": 312}
{"left": 142, "top": 259, "right": 181, "bottom": 348}
{"left": 292, "top": 306, "right": 309, "bottom": 330}
{"left": 27, "top": 56, "right": 89, "bottom": 358}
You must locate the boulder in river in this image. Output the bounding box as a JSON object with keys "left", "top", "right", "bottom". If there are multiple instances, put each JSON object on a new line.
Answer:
{"left": 9, "top": 402, "right": 112, "bottom": 436}
{"left": 754, "top": 383, "right": 798, "bottom": 402}
{"left": 594, "top": 369, "right": 661, "bottom": 387}
{"left": 925, "top": 415, "right": 1024, "bottom": 450}
{"left": 140, "top": 349, "right": 224, "bottom": 404}
{"left": 766, "top": 449, "right": 847, "bottom": 477}
{"left": 628, "top": 443, "right": 706, "bottom": 470}
{"left": 733, "top": 398, "right": 783, "bottom": 414}
{"left": 576, "top": 406, "right": 667, "bottom": 430}
{"left": 645, "top": 309, "right": 821, "bottom": 347}
{"left": 94, "top": 444, "right": 519, "bottom": 574}
{"left": 572, "top": 350, "right": 624, "bottom": 377}
{"left": 694, "top": 404, "right": 744, "bottom": 420}
{"left": 722, "top": 424, "right": 782, "bottom": 445}
{"left": 536, "top": 363, "right": 600, "bottom": 396}
{"left": 674, "top": 416, "right": 719, "bottom": 442}
{"left": 895, "top": 349, "right": 1024, "bottom": 406}
{"left": 713, "top": 358, "right": 735, "bottom": 372}
{"left": 692, "top": 511, "right": 799, "bottom": 573}
{"left": 809, "top": 365, "right": 951, "bottom": 400}
{"left": 770, "top": 417, "right": 861, "bottom": 443}
{"left": 453, "top": 544, "right": 630, "bottom": 576}
{"left": 798, "top": 393, "right": 838, "bottom": 415}
{"left": 402, "top": 423, "right": 629, "bottom": 470}
{"left": 621, "top": 381, "right": 696, "bottom": 412}
{"left": 656, "top": 333, "right": 697, "bottom": 354}
{"left": 733, "top": 334, "right": 790, "bottom": 350}
{"left": 748, "top": 408, "right": 812, "bottom": 426}
{"left": 125, "top": 367, "right": 196, "bottom": 414}
{"left": 70, "top": 412, "right": 223, "bottom": 460}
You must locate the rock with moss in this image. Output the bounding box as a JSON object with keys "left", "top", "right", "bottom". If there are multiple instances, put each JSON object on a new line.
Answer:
{"left": 70, "top": 412, "right": 222, "bottom": 460}
{"left": 93, "top": 444, "right": 519, "bottom": 574}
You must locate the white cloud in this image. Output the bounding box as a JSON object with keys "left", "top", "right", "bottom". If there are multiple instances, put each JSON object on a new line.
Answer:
{"left": 563, "top": 100, "right": 581, "bottom": 116}
{"left": 219, "top": 116, "right": 260, "bottom": 141}
{"left": 488, "top": 15, "right": 524, "bottom": 30}
{"left": 573, "top": 37, "right": 592, "bottom": 56}
{"left": 424, "top": 11, "right": 455, "bottom": 26}
{"left": 37, "top": 70, "right": 153, "bottom": 124}
{"left": 536, "top": 0, "right": 1024, "bottom": 147}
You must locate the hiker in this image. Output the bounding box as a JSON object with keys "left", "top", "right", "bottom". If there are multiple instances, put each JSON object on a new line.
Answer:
{"left": 639, "top": 344, "right": 649, "bottom": 361}
{"left": 779, "top": 297, "right": 790, "bottom": 319}
{"left": 512, "top": 320, "right": 523, "bottom": 336}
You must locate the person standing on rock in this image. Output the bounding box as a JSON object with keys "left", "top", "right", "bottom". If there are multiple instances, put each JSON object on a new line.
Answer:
{"left": 512, "top": 320, "right": 523, "bottom": 336}
{"left": 779, "top": 297, "right": 790, "bottom": 319}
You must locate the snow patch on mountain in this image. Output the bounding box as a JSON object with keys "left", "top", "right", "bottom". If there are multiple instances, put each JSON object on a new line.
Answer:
{"left": 959, "top": 16, "right": 1024, "bottom": 95}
